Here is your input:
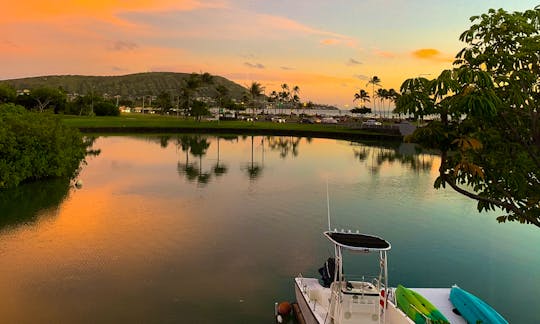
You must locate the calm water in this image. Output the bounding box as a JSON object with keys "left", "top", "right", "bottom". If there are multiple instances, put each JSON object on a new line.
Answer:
{"left": 0, "top": 135, "right": 538, "bottom": 323}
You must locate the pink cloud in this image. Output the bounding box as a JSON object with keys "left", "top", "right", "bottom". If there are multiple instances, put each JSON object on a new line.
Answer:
{"left": 374, "top": 50, "right": 396, "bottom": 58}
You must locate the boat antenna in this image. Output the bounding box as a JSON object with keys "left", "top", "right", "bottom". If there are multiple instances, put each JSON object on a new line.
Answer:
{"left": 326, "top": 179, "right": 331, "bottom": 231}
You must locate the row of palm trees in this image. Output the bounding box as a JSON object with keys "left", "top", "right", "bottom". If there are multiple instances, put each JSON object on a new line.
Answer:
{"left": 353, "top": 76, "right": 400, "bottom": 118}
{"left": 269, "top": 83, "right": 301, "bottom": 111}
{"left": 246, "top": 82, "right": 302, "bottom": 115}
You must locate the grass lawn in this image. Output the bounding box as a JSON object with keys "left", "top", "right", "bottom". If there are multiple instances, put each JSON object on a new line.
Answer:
{"left": 61, "top": 114, "right": 402, "bottom": 140}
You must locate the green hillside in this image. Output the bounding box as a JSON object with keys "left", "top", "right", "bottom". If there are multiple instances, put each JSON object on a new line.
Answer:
{"left": 2, "top": 72, "right": 248, "bottom": 99}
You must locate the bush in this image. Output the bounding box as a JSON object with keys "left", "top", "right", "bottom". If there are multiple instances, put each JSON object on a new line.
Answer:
{"left": 0, "top": 103, "right": 87, "bottom": 188}
{"left": 94, "top": 101, "right": 120, "bottom": 116}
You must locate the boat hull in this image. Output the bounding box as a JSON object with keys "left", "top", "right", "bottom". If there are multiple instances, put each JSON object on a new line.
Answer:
{"left": 449, "top": 286, "right": 508, "bottom": 324}
{"left": 294, "top": 278, "right": 322, "bottom": 324}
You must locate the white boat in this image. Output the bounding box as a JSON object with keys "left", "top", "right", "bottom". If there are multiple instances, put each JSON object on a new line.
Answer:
{"left": 293, "top": 230, "right": 466, "bottom": 324}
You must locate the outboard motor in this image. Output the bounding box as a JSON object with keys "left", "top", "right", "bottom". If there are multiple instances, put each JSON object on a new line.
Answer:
{"left": 318, "top": 257, "right": 336, "bottom": 288}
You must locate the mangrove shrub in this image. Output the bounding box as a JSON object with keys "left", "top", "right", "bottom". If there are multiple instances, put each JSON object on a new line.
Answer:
{"left": 0, "top": 103, "right": 87, "bottom": 188}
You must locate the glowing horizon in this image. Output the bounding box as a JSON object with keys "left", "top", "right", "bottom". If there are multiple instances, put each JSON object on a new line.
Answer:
{"left": 2, "top": 1, "right": 537, "bottom": 108}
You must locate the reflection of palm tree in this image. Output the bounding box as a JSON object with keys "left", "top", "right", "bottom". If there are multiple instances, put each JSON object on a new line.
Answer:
{"left": 267, "top": 136, "right": 301, "bottom": 158}
{"left": 176, "top": 135, "right": 212, "bottom": 184}
{"left": 189, "top": 136, "right": 211, "bottom": 185}
{"left": 351, "top": 142, "right": 434, "bottom": 172}
{"left": 353, "top": 148, "right": 369, "bottom": 161}
{"left": 213, "top": 136, "right": 228, "bottom": 177}
{"left": 177, "top": 135, "right": 196, "bottom": 181}
{"left": 159, "top": 136, "right": 170, "bottom": 148}
{"left": 244, "top": 135, "right": 262, "bottom": 180}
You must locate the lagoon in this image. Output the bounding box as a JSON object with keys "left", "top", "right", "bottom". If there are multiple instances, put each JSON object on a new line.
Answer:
{"left": 0, "top": 135, "right": 538, "bottom": 323}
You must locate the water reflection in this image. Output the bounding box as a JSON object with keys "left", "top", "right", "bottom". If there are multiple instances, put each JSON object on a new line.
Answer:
{"left": 0, "top": 178, "right": 71, "bottom": 230}
{"left": 0, "top": 135, "right": 536, "bottom": 324}
{"left": 266, "top": 136, "right": 301, "bottom": 158}
{"left": 213, "top": 136, "right": 229, "bottom": 177}
{"left": 352, "top": 142, "right": 434, "bottom": 173}
{"left": 141, "top": 134, "right": 437, "bottom": 185}
{"left": 242, "top": 136, "right": 264, "bottom": 180}
{"left": 176, "top": 135, "right": 211, "bottom": 185}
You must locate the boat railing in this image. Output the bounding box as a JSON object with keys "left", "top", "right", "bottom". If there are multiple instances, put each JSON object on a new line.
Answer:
{"left": 409, "top": 303, "right": 433, "bottom": 324}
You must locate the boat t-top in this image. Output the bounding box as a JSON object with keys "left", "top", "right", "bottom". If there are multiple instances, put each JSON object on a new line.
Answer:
{"left": 292, "top": 229, "right": 505, "bottom": 324}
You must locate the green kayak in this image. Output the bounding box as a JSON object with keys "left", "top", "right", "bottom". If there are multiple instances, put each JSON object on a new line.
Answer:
{"left": 395, "top": 285, "right": 449, "bottom": 324}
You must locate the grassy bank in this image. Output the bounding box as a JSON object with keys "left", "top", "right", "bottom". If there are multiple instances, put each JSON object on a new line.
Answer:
{"left": 61, "top": 114, "right": 403, "bottom": 141}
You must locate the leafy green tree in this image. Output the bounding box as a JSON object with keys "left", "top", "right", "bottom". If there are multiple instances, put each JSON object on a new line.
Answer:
{"left": 0, "top": 103, "right": 87, "bottom": 188}
{"left": 191, "top": 100, "right": 210, "bottom": 121}
{"left": 94, "top": 100, "right": 120, "bottom": 116}
{"left": 28, "top": 87, "right": 67, "bottom": 113}
{"left": 66, "top": 95, "right": 92, "bottom": 116}
{"left": 0, "top": 83, "right": 16, "bottom": 103}
{"left": 156, "top": 91, "right": 172, "bottom": 114}
{"left": 394, "top": 77, "right": 433, "bottom": 120}
{"left": 403, "top": 6, "right": 540, "bottom": 226}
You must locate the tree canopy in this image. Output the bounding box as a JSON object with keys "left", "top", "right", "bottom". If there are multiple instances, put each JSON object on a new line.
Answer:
{"left": 401, "top": 6, "right": 540, "bottom": 227}
{"left": 0, "top": 103, "right": 88, "bottom": 188}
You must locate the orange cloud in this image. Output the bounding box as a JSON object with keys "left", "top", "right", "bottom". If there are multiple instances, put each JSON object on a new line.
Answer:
{"left": 413, "top": 48, "right": 440, "bottom": 59}
{"left": 412, "top": 48, "right": 453, "bottom": 62}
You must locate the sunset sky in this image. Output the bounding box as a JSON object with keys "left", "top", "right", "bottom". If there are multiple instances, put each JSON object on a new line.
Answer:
{"left": 2, "top": 0, "right": 537, "bottom": 108}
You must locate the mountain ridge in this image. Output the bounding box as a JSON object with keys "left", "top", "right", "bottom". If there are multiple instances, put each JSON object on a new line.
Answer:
{"left": 2, "top": 72, "right": 248, "bottom": 99}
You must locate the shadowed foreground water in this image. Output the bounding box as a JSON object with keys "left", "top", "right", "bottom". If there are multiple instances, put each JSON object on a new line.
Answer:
{"left": 0, "top": 135, "right": 538, "bottom": 323}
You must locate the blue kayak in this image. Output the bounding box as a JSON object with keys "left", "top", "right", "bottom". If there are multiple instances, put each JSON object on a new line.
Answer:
{"left": 449, "top": 286, "right": 508, "bottom": 324}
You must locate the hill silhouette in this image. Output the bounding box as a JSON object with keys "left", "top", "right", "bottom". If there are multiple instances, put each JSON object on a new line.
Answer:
{"left": 2, "top": 72, "right": 248, "bottom": 99}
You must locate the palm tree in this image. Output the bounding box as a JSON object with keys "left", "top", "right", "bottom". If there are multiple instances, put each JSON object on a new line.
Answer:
{"left": 279, "top": 83, "right": 290, "bottom": 114}
{"left": 353, "top": 89, "right": 371, "bottom": 109}
{"left": 388, "top": 88, "right": 399, "bottom": 119}
{"left": 367, "top": 76, "right": 382, "bottom": 117}
{"left": 248, "top": 81, "right": 264, "bottom": 122}
{"left": 376, "top": 88, "right": 387, "bottom": 118}
{"left": 181, "top": 74, "right": 201, "bottom": 117}
{"left": 291, "top": 85, "right": 300, "bottom": 110}
{"left": 215, "top": 85, "right": 229, "bottom": 108}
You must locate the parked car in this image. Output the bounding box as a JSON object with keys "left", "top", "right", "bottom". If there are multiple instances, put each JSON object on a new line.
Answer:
{"left": 362, "top": 119, "right": 382, "bottom": 126}
{"left": 271, "top": 117, "right": 286, "bottom": 123}
{"left": 300, "top": 118, "right": 314, "bottom": 124}
{"left": 321, "top": 117, "right": 338, "bottom": 124}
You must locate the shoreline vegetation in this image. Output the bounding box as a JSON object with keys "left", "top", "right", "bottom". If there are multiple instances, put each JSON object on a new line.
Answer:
{"left": 61, "top": 114, "right": 404, "bottom": 141}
